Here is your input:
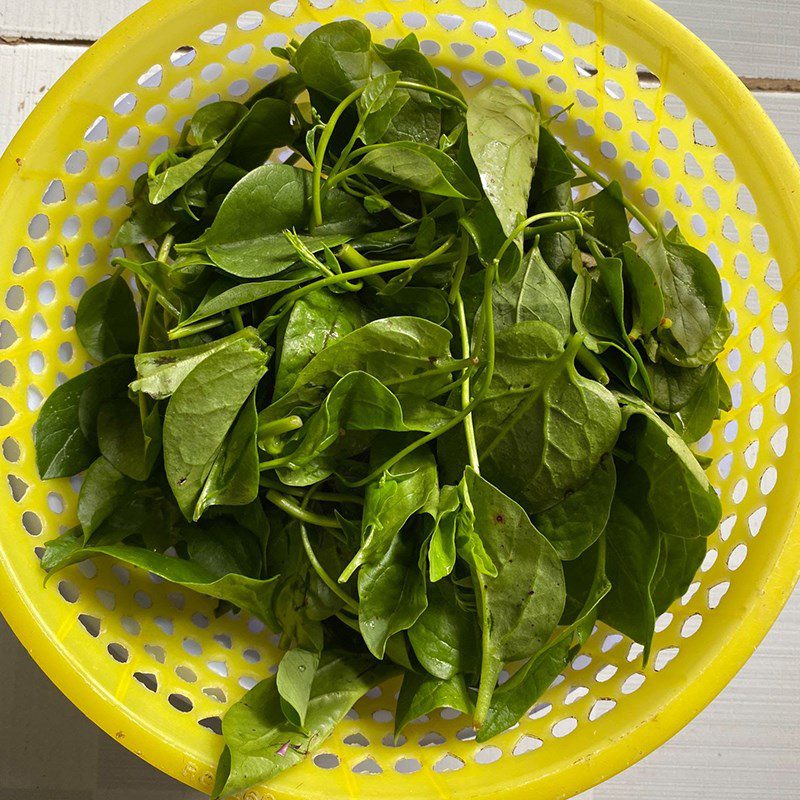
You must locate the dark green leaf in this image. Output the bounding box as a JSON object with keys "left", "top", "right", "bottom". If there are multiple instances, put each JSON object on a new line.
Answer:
{"left": 356, "top": 142, "right": 479, "bottom": 199}
{"left": 75, "top": 275, "right": 139, "bottom": 361}
{"left": 77, "top": 456, "right": 135, "bottom": 539}
{"left": 212, "top": 650, "right": 395, "bottom": 799}
{"left": 532, "top": 454, "right": 616, "bottom": 560}
{"left": 163, "top": 330, "right": 270, "bottom": 519}
{"left": 395, "top": 672, "right": 472, "bottom": 735}
{"left": 532, "top": 126, "right": 574, "bottom": 196}
{"left": 276, "top": 648, "right": 320, "bottom": 727}
{"left": 97, "top": 399, "right": 161, "bottom": 481}
{"left": 577, "top": 181, "right": 630, "bottom": 251}
{"left": 34, "top": 357, "right": 134, "bottom": 479}
{"left": 620, "top": 243, "right": 664, "bottom": 338}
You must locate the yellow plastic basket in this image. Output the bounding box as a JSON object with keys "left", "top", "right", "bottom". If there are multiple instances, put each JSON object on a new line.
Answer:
{"left": 1, "top": 1, "right": 799, "bottom": 797}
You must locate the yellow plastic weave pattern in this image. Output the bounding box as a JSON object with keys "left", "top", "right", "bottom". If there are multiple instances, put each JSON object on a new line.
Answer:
{"left": 1, "top": 1, "right": 799, "bottom": 798}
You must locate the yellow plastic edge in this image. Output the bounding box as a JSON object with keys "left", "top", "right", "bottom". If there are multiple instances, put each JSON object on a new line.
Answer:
{"left": 0, "top": 0, "right": 798, "bottom": 798}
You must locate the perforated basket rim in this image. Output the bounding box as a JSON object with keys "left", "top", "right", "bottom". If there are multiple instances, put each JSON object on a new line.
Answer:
{"left": 1, "top": 0, "right": 799, "bottom": 798}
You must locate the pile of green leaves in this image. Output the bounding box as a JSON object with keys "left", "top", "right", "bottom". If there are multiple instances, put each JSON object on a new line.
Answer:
{"left": 34, "top": 21, "right": 730, "bottom": 797}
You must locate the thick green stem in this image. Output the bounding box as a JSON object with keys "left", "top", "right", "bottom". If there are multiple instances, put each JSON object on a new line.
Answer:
{"left": 311, "top": 86, "right": 364, "bottom": 229}
{"left": 300, "top": 523, "right": 359, "bottom": 612}
{"left": 494, "top": 211, "right": 590, "bottom": 270}
{"left": 264, "top": 490, "right": 341, "bottom": 529}
{"left": 257, "top": 415, "right": 303, "bottom": 438}
{"left": 576, "top": 345, "right": 610, "bottom": 384}
{"left": 258, "top": 478, "right": 364, "bottom": 505}
{"left": 229, "top": 306, "right": 244, "bottom": 331}
{"left": 168, "top": 316, "right": 225, "bottom": 341}
{"left": 566, "top": 151, "right": 658, "bottom": 238}
{"left": 137, "top": 289, "right": 159, "bottom": 425}
{"left": 522, "top": 218, "right": 585, "bottom": 240}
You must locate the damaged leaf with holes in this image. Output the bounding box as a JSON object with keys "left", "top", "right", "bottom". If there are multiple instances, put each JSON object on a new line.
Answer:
{"left": 32, "top": 20, "right": 732, "bottom": 797}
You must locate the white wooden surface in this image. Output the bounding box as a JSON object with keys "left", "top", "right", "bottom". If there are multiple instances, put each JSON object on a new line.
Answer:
{"left": 0, "top": 2, "right": 798, "bottom": 798}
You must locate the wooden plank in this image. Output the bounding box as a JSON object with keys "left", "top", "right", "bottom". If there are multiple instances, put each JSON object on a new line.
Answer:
{"left": 657, "top": 0, "right": 800, "bottom": 80}
{"left": 0, "top": 0, "right": 142, "bottom": 42}
{"left": 0, "top": 1, "right": 799, "bottom": 80}
{"left": 0, "top": 42, "right": 85, "bottom": 151}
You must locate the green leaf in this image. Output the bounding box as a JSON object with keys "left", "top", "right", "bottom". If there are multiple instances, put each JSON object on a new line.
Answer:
{"left": 675, "top": 364, "right": 724, "bottom": 442}
{"left": 427, "top": 484, "right": 459, "bottom": 581}
{"left": 531, "top": 179, "right": 580, "bottom": 289}
{"left": 577, "top": 181, "right": 630, "bottom": 251}
{"left": 195, "top": 392, "right": 260, "bottom": 519}
{"left": 646, "top": 360, "right": 711, "bottom": 413}
{"left": 34, "top": 357, "right": 134, "bottom": 479}
{"left": 275, "top": 289, "right": 368, "bottom": 398}
{"left": 477, "top": 538, "right": 609, "bottom": 740}
{"left": 75, "top": 275, "right": 139, "bottom": 361}
{"left": 489, "top": 244, "right": 570, "bottom": 339}
{"left": 640, "top": 227, "right": 730, "bottom": 363}
{"left": 395, "top": 672, "right": 472, "bottom": 735}
{"left": 273, "top": 372, "right": 446, "bottom": 483}
{"left": 163, "top": 330, "right": 270, "bottom": 519}
{"left": 532, "top": 454, "right": 616, "bottom": 560}
{"left": 149, "top": 148, "right": 218, "bottom": 205}
{"left": 651, "top": 534, "right": 707, "bottom": 616}
{"left": 357, "top": 70, "right": 402, "bottom": 139}
{"left": 618, "top": 395, "right": 722, "bottom": 539}
{"left": 446, "top": 322, "right": 621, "bottom": 513}
{"left": 532, "top": 126, "right": 574, "bottom": 196}
{"left": 466, "top": 84, "right": 539, "bottom": 240}
{"left": 113, "top": 175, "right": 180, "bottom": 246}
{"left": 97, "top": 399, "right": 161, "bottom": 481}
{"left": 77, "top": 457, "right": 135, "bottom": 539}
{"left": 41, "top": 533, "right": 281, "bottom": 628}
{"left": 201, "top": 164, "right": 375, "bottom": 278}
{"left": 345, "top": 447, "right": 438, "bottom": 657}
{"left": 276, "top": 648, "right": 320, "bottom": 727}
{"left": 373, "top": 286, "right": 450, "bottom": 325}
{"left": 263, "top": 316, "right": 453, "bottom": 424}
{"left": 408, "top": 578, "right": 480, "bottom": 679}
{"left": 212, "top": 650, "right": 396, "bottom": 799}
{"left": 177, "top": 269, "right": 316, "bottom": 330}
{"left": 132, "top": 328, "right": 265, "bottom": 400}
{"left": 356, "top": 142, "right": 480, "bottom": 199}
{"left": 620, "top": 243, "right": 664, "bottom": 338}
{"left": 464, "top": 468, "right": 565, "bottom": 708}
{"left": 291, "top": 20, "right": 373, "bottom": 101}
{"left": 226, "top": 98, "right": 295, "bottom": 171}
{"left": 188, "top": 101, "right": 246, "bottom": 146}
{"left": 600, "top": 462, "right": 660, "bottom": 663}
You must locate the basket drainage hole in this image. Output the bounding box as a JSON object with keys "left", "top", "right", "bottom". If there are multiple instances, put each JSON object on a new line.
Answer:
{"left": 199, "top": 716, "right": 223, "bottom": 735}
{"left": 352, "top": 757, "right": 383, "bottom": 775}
{"left": 433, "top": 754, "right": 465, "bottom": 773}
{"left": 78, "top": 613, "right": 101, "bottom": 637}
{"left": 419, "top": 731, "right": 445, "bottom": 747}
{"left": 57, "top": 580, "right": 79, "bottom": 603}
{"left": 107, "top": 642, "right": 129, "bottom": 663}
{"left": 394, "top": 757, "right": 421, "bottom": 773}
{"left": 313, "top": 753, "right": 340, "bottom": 770}
{"left": 134, "top": 672, "right": 158, "bottom": 692}
{"left": 168, "top": 693, "right": 193, "bottom": 713}
{"left": 344, "top": 733, "right": 369, "bottom": 747}
{"left": 512, "top": 735, "right": 542, "bottom": 755}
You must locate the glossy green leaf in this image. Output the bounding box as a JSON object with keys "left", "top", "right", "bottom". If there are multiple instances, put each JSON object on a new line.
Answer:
{"left": 532, "top": 125, "right": 574, "bottom": 196}
{"left": 97, "top": 399, "right": 161, "bottom": 481}
{"left": 395, "top": 672, "right": 472, "bottom": 735}
{"left": 577, "top": 181, "right": 630, "bottom": 251}
{"left": 466, "top": 84, "right": 539, "bottom": 239}
{"left": 356, "top": 142, "right": 480, "bottom": 199}
{"left": 532, "top": 454, "right": 616, "bottom": 560}
{"left": 34, "top": 357, "right": 134, "bottom": 479}
{"left": 276, "top": 648, "right": 320, "bottom": 727}
{"left": 77, "top": 456, "right": 135, "bottom": 539}
{"left": 75, "top": 275, "right": 139, "bottom": 361}
{"left": 163, "top": 332, "right": 270, "bottom": 519}
{"left": 211, "top": 650, "right": 396, "bottom": 799}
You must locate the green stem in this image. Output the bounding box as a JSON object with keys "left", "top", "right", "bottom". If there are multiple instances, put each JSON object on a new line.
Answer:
{"left": 341, "top": 262, "right": 498, "bottom": 489}
{"left": 522, "top": 218, "right": 585, "bottom": 239}
{"left": 456, "top": 292, "right": 480, "bottom": 473}
{"left": 383, "top": 357, "right": 476, "bottom": 390}
{"left": 300, "top": 523, "right": 359, "bottom": 613}
{"left": 396, "top": 80, "right": 467, "bottom": 110}
{"left": 137, "top": 288, "right": 160, "bottom": 425}
{"left": 424, "top": 371, "right": 470, "bottom": 401}
{"left": 257, "top": 415, "right": 303, "bottom": 438}
{"left": 264, "top": 490, "right": 341, "bottom": 529}
{"left": 474, "top": 648, "right": 501, "bottom": 729}
{"left": 576, "top": 345, "right": 610, "bottom": 385}
{"left": 258, "top": 478, "right": 364, "bottom": 505}
{"left": 385, "top": 234, "right": 458, "bottom": 292}
{"left": 168, "top": 316, "right": 225, "bottom": 341}
{"left": 494, "top": 211, "right": 590, "bottom": 269}
{"left": 448, "top": 234, "right": 470, "bottom": 305}
{"left": 311, "top": 86, "right": 364, "bottom": 229}
{"left": 229, "top": 306, "right": 244, "bottom": 331}
{"left": 566, "top": 150, "right": 658, "bottom": 238}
